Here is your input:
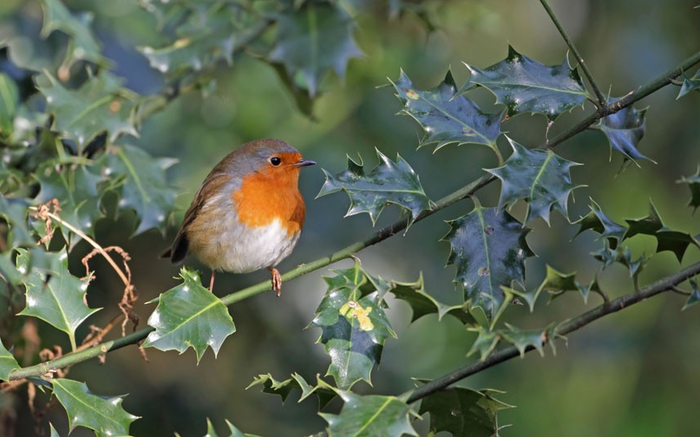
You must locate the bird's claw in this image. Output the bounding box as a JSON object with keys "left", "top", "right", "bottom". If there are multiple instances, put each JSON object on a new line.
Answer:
{"left": 269, "top": 267, "right": 282, "bottom": 297}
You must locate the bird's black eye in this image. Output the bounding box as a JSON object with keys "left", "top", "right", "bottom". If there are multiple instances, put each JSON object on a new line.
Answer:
{"left": 270, "top": 157, "right": 282, "bottom": 166}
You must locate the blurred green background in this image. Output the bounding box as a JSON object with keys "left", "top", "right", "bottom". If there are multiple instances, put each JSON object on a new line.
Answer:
{"left": 2, "top": 0, "right": 700, "bottom": 436}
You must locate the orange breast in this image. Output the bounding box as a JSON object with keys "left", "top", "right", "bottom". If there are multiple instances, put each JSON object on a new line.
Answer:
{"left": 232, "top": 163, "right": 305, "bottom": 236}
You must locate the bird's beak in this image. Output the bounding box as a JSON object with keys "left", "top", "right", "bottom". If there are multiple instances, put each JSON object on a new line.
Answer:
{"left": 295, "top": 159, "right": 316, "bottom": 167}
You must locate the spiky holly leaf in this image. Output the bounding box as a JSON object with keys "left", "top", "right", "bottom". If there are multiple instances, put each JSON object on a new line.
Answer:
{"left": 139, "top": 4, "right": 254, "bottom": 77}
{"left": 320, "top": 391, "right": 417, "bottom": 437}
{"left": 97, "top": 144, "right": 177, "bottom": 235}
{"left": 624, "top": 202, "right": 699, "bottom": 262}
{"left": 444, "top": 202, "right": 533, "bottom": 323}
{"left": 270, "top": 1, "right": 363, "bottom": 97}
{"left": 247, "top": 373, "right": 336, "bottom": 409}
{"left": 389, "top": 70, "right": 503, "bottom": 152}
{"left": 389, "top": 275, "right": 475, "bottom": 324}
{"left": 467, "top": 325, "right": 500, "bottom": 360}
{"left": 487, "top": 137, "right": 582, "bottom": 224}
{"left": 34, "top": 162, "right": 105, "bottom": 243}
{"left": 311, "top": 267, "right": 396, "bottom": 389}
{"left": 317, "top": 149, "right": 432, "bottom": 227}
{"left": 572, "top": 199, "right": 626, "bottom": 248}
{"left": 38, "top": 71, "right": 138, "bottom": 152}
{"left": 0, "top": 73, "right": 19, "bottom": 136}
{"left": 205, "top": 418, "right": 261, "bottom": 437}
{"left": 677, "top": 166, "right": 700, "bottom": 213}
{"left": 419, "top": 387, "right": 512, "bottom": 437}
{"left": 143, "top": 268, "right": 236, "bottom": 362}
{"left": 0, "top": 195, "right": 33, "bottom": 248}
{"left": 51, "top": 378, "right": 138, "bottom": 436}
{"left": 500, "top": 323, "right": 547, "bottom": 358}
{"left": 49, "top": 423, "right": 60, "bottom": 437}
{"left": 592, "top": 104, "right": 651, "bottom": 164}
{"left": 0, "top": 339, "right": 19, "bottom": 381}
{"left": 682, "top": 280, "right": 700, "bottom": 311}
{"left": 509, "top": 265, "right": 600, "bottom": 310}
{"left": 593, "top": 242, "right": 647, "bottom": 285}
{"left": 460, "top": 46, "right": 589, "bottom": 120}
{"left": 677, "top": 70, "right": 700, "bottom": 99}
{"left": 17, "top": 248, "right": 99, "bottom": 350}
{"left": 39, "top": 0, "right": 108, "bottom": 69}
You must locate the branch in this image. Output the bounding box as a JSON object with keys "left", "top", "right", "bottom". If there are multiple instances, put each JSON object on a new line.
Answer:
{"left": 405, "top": 260, "right": 700, "bottom": 403}
{"left": 9, "top": 49, "right": 700, "bottom": 381}
{"left": 538, "top": 0, "right": 606, "bottom": 106}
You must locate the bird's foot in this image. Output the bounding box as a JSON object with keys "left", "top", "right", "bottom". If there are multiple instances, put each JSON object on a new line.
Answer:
{"left": 209, "top": 269, "right": 216, "bottom": 292}
{"left": 268, "top": 267, "right": 282, "bottom": 297}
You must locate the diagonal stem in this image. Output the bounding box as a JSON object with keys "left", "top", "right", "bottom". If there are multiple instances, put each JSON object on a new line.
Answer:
{"left": 538, "top": 0, "right": 607, "bottom": 107}
{"left": 8, "top": 49, "right": 700, "bottom": 382}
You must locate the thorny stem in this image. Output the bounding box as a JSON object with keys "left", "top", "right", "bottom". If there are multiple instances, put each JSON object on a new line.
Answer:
{"left": 9, "top": 49, "right": 700, "bottom": 381}
{"left": 538, "top": 0, "right": 607, "bottom": 107}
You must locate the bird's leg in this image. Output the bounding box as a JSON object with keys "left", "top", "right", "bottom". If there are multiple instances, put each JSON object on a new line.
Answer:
{"left": 209, "top": 269, "right": 216, "bottom": 292}
{"left": 268, "top": 266, "right": 282, "bottom": 297}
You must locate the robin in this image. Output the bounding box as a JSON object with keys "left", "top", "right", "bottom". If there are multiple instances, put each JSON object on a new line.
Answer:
{"left": 163, "top": 138, "right": 315, "bottom": 295}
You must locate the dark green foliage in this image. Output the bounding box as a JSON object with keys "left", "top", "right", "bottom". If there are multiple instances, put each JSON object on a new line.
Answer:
{"left": 592, "top": 104, "right": 650, "bottom": 163}
{"left": 320, "top": 391, "right": 417, "bottom": 437}
{"left": 677, "top": 166, "right": 700, "bottom": 212}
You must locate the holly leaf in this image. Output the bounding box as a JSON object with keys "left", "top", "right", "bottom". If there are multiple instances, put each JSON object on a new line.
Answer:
{"left": 17, "top": 248, "right": 99, "bottom": 350}
{"left": 444, "top": 202, "right": 534, "bottom": 324}
{"left": 38, "top": 71, "right": 138, "bottom": 152}
{"left": 0, "top": 339, "right": 20, "bottom": 381}
{"left": 677, "top": 70, "right": 700, "bottom": 99}
{"left": 682, "top": 280, "right": 700, "bottom": 311}
{"left": 487, "top": 137, "right": 582, "bottom": 224}
{"left": 39, "top": 0, "right": 108, "bottom": 69}
{"left": 592, "top": 104, "right": 651, "bottom": 164}
{"left": 624, "top": 201, "right": 699, "bottom": 262}
{"left": 270, "top": 1, "right": 363, "bottom": 97}
{"left": 49, "top": 423, "right": 60, "bottom": 437}
{"left": 35, "top": 162, "right": 105, "bottom": 243}
{"left": 310, "top": 268, "right": 396, "bottom": 389}
{"left": 143, "top": 268, "right": 236, "bottom": 362}
{"left": 0, "top": 73, "right": 19, "bottom": 136}
{"left": 320, "top": 391, "right": 417, "bottom": 437}
{"left": 247, "top": 373, "right": 336, "bottom": 409}
{"left": 460, "top": 46, "right": 588, "bottom": 120}
{"left": 388, "top": 275, "right": 475, "bottom": 324}
{"left": 677, "top": 166, "right": 700, "bottom": 213}
{"left": 51, "top": 378, "right": 139, "bottom": 436}
{"left": 500, "top": 323, "right": 546, "bottom": 358}
{"left": 389, "top": 69, "right": 503, "bottom": 152}
{"left": 467, "top": 325, "right": 501, "bottom": 360}
{"left": 572, "top": 199, "right": 627, "bottom": 248}
{"left": 97, "top": 144, "right": 177, "bottom": 235}
{"left": 205, "top": 418, "right": 261, "bottom": 437}
{"left": 419, "top": 387, "right": 512, "bottom": 437}
{"left": 593, "top": 242, "right": 647, "bottom": 286}
{"left": 0, "top": 195, "right": 33, "bottom": 248}
{"left": 317, "top": 149, "right": 432, "bottom": 227}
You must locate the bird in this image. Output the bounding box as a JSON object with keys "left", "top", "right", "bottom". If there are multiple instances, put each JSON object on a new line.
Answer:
{"left": 163, "top": 138, "right": 315, "bottom": 295}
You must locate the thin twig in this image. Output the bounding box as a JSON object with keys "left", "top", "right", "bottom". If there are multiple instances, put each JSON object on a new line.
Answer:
{"left": 538, "top": 0, "right": 607, "bottom": 107}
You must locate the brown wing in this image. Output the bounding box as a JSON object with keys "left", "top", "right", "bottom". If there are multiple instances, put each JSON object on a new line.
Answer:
{"left": 165, "top": 172, "right": 232, "bottom": 265}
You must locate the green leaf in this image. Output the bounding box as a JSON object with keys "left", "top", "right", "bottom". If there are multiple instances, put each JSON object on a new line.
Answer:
{"left": 35, "top": 162, "right": 105, "bottom": 243}
{"left": 143, "top": 268, "right": 236, "bottom": 362}
{"left": 677, "top": 166, "right": 700, "bottom": 213}
{"left": 247, "top": 373, "right": 336, "bottom": 409}
{"left": 49, "top": 423, "right": 60, "bottom": 437}
{"left": 682, "top": 280, "right": 700, "bottom": 311}
{"left": 624, "top": 201, "right": 699, "bottom": 262}
{"left": 500, "top": 323, "right": 546, "bottom": 358}
{"left": 0, "top": 195, "right": 33, "bottom": 248}
{"left": 419, "top": 387, "right": 512, "bottom": 437}
{"left": 593, "top": 242, "right": 646, "bottom": 282}
{"left": 460, "top": 46, "right": 588, "bottom": 120}
{"left": 572, "top": 199, "right": 626, "bottom": 248}
{"left": 389, "top": 70, "right": 503, "bottom": 152}
{"left": 592, "top": 104, "right": 651, "bottom": 164}
{"left": 444, "top": 202, "right": 534, "bottom": 323}
{"left": 97, "top": 144, "right": 177, "bottom": 235}
{"left": 39, "top": 0, "right": 108, "bottom": 69}
{"left": 270, "top": 1, "right": 363, "bottom": 97}
{"left": 38, "top": 71, "right": 138, "bottom": 152}
{"left": 388, "top": 275, "right": 475, "bottom": 324}
{"left": 467, "top": 325, "right": 500, "bottom": 360}
{"left": 0, "top": 73, "right": 19, "bottom": 136}
{"left": 320, "top": 391, "right": 417, "bottom": 437}
{"left": 17, "top": 248, "right": 100, "bottom": 350}
{"left": 540, "top": 266, "right": 599, "bottom": 305}
{"left": 311, "top": 266, "right": 397, "bottom": 389}
{"left": 0, "top": 339, "right": 20, "bottom": 381}
{"left": 317, "top": 149, "right": 432, "bottom": 227}
{"left": 205, "top": 418, "right": 261, "bottom": 437}
{"left": 51, "top": 378, "right": 139, "bottom": 436}
{"left": 487, "top": 137, "right": 582, "bottom": 224}
{"left": 677, "top": 70, "right": 700, "bottom": 99}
